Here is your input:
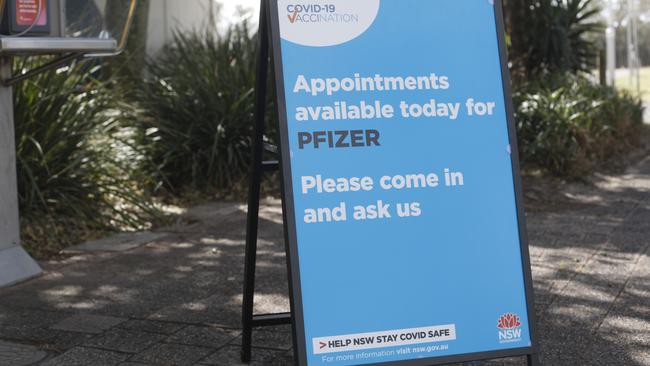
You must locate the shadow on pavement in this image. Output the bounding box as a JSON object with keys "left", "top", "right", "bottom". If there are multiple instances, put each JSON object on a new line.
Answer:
{"left": 0, "top": 154, "right": 648, "bottom": 366}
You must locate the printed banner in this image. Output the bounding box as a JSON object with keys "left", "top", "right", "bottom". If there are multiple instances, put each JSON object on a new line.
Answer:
{"left": 271, "top": 1, "right": 535, "bottom": 365}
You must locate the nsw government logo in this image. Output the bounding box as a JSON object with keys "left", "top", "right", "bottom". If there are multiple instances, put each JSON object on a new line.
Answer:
{"left": 497, "top": 313, "right": 522, "bottom": 343}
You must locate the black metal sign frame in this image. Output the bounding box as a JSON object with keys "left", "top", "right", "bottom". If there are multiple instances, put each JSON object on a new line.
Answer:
{"left": 241, "top": 1, "right": 540, "bottom": 365}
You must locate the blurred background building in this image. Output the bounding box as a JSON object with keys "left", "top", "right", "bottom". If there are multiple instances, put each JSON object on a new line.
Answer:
{"left": 145, "top": 0, "right": 259, "bottom": 57}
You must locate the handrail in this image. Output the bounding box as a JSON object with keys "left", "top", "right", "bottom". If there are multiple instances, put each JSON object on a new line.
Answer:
{"left": 0, "top": 0, "right": 141, "bottom": 85}
{"left": 85, "top": 0, "right": 139, "bottom": 57}
{"left": 118, "top": 0, "right": 138, "bottom": 52}
{"left": 0, "top": 0, "right": 137, "bottom": 56}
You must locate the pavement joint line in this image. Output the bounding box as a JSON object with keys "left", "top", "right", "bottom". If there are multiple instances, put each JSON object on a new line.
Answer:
{"left": 0, "top": 337, "right": 47, "bottom": 348}
{"left": 123, "top": 316, "right": 201, "bottom": 327}
{"left": 117, "top": 320, "right": 190, "bottom": 336}
{"left": 592, "top": 238, "right": 650, "bottom": 334}
{"left": 162, "top": 333, "right": 242, "bottom": 349}
{"left": 128, "top": 324, "right": 243, "bottom": 354}
{"left": 70, "top": 344, "right": 135, "bottom": 357}
{"left": 142, "top": 315, "right": 245, "bottom": 330}
{"left": 0, "top": 336, "right": 77, "bottom": 355}
{"left": 117, "top": 327, "right": 189, "bottom": 337}
{"left": 0, "top": 305, "right": 174, "bottom": 327}
{"left": 118, "top": 330, "right": 223, "bottom": 364}
{"left": 124, "top": 340, "right": 162, "bottom": 363}
{"left": 119, "top": 335, "right": 164, "bottom": 363}
{"left": 194, "top": 349, "right": 222, "bottom": 365}
{"left": 184, "top": 341, "right": 244, "bottom": 365}
{"left": 227, "top": 342, "right": 291, "bottom": 353}
{"left": 541, "top": 240, "right": 609, "bottom": 313}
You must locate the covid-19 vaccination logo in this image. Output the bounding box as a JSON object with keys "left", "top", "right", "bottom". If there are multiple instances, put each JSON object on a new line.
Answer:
{"left": 279, "top": 0, "right": 380, "bottom": 47}
{"left": 497, "top": 313, "right": 522, "bottom": 344}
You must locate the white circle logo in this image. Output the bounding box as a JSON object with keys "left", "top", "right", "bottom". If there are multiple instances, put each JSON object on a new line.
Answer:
{"left": 278, "top": 0, "right": 381, "bottom": 47}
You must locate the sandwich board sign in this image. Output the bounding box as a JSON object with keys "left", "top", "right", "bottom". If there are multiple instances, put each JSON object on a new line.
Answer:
{"left": 265, "top": 0, "right": 539, "bottom": 364}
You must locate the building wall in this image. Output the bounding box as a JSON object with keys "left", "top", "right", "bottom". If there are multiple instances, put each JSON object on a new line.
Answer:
{"left": 145, "top": 0, "right": 259, "bottom": 57}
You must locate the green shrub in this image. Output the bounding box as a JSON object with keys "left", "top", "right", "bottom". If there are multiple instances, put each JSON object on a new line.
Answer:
{"left": 14, "top": 57, "right": 160, "bottom": 257}
{"left": 514, "top": 74, "right": 644, "bottom": 178}
{"left": 131, "top": 22, "right": 276, "bottom": 194}
{"left": 504, "top": 0, "right": 603, "bottom": 80}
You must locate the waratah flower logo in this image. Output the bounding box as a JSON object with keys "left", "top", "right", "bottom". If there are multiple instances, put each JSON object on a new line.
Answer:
{"left": 497, "top": 313, "right": 521, "bottom": 329}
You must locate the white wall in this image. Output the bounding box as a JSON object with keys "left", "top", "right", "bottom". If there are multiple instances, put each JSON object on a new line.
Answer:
{"left": 146, "top": 0, "right": 260, "bottom": 57}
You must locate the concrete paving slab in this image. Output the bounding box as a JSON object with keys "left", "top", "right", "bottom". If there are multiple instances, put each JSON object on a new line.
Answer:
{"left": 0, "top": 326, "right": 93, "bottom": 352}
{"left": 0, "top": 340, "right": 48, "bottom": 366}
{"left": 84, "top": 328, "right": 166, "bottom": 354}
{"left": 0, "top": 305, "right": 68, "bottom": 331}
{"left": 63, "top": 232, "right": 168, "bottom": 254}
{"left": 51, "top": 315, "right": 126, "bottom": 334}
{"left": 129, "top": 343, "right": 214, "bottom": 366}
{"left": 41, "top": 347, "right": 129, "bottom": 366}
{"left": 230, "top": 329, "right": 294, "bottom": 351}
{"left": 165, "top": 325, "right": 239, "bottom": 349}
{"left": 0, "top": 305, "right": 94, "bottom": 350}
{"left": 198, "top": 345, "right": 285, "bottom": 365}
{"left": 117, "top": 319, "right": 186, "bottom": 335}
{"left": 473, "top": 357, "right": 523, "bottom": 365}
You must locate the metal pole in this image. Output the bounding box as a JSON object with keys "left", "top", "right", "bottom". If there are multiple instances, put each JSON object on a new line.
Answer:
{"left": 606, "top": 25, "right": 616, "bottom": 86}
{"left": 0, "top": 56, "right": 42, "bottom": 287}
{"left": 603, "top": 0, "right": 617, "bottom": 87}
{"left": 627, "top": 0, "right": 632, "bottom": 87}
{"left": 632, "top": 3, "right": 640, "bottom": 93}
{"left": 599, "top": 49, "right": 607, "bottom": 86}
{"left": 241, "top": 0, "right": 269, "bottom": 362}
{"left": 627, "top": 0, "right": 641, "bottom": 94}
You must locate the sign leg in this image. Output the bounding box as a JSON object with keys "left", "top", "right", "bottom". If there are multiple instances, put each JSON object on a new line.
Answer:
{"left": 241, "top": 0, "right": 270, "bottom": 363}
{"left": 527, "top": 353, "right": 540, "bottom": 366}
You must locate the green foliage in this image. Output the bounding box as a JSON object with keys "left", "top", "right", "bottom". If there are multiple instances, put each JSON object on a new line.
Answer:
{"left": 131, "top": 22, "right": 276, "bottom": 194}
{"left": 14, "top": 57, "right": 160, "bottom": 257}
{"left": 514, "top": 74, "right": 644, "bottom": 177}
{"left": 505, "top": 0, "right": 603, "bottom": 79}
{"left": 11, "top": 9, "right": 642, "bottom": 259}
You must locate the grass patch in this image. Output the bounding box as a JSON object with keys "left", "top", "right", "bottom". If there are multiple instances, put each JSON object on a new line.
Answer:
{"left": 614, "top": 66, "right": 650, "bottom": 103}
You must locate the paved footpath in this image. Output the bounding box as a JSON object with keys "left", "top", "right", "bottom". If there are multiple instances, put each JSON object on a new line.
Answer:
{"left": 0, "top": 154, "right": 649, "bottom": 366}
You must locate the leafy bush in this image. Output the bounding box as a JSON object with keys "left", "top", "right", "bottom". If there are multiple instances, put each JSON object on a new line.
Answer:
{"left": 504, "top": 0, "right": 603, "bottom": 79}
{"left": 514, "top": 74, "right": 644, "bottom": 177}
{"left": 14, "top": 57, "right": 160, "bottom": 257}
{"left": 131, "top": 22, "right": 276, "bottom": 194}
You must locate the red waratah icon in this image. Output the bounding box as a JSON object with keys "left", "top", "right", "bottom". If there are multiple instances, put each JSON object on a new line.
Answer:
{"left": 497, "top": 313, "right": 521, "bottom": 329}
